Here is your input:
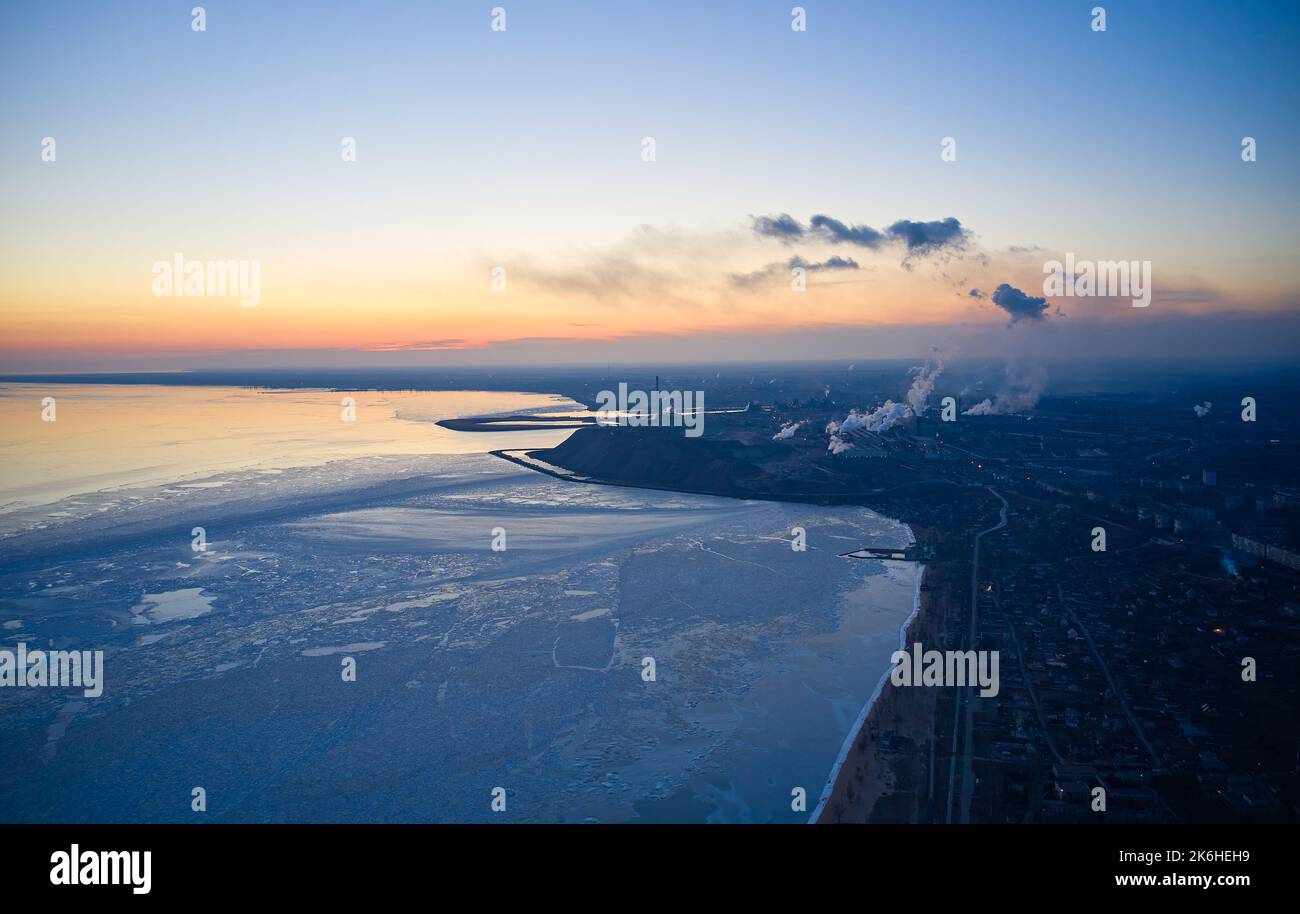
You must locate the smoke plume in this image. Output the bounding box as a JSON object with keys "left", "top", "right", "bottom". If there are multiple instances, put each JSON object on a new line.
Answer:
{"left": 962, "top": 362, "right": 1049, "bottom": 416}
{"left": 906, "top": 352, "right": 946, "bottom": 414}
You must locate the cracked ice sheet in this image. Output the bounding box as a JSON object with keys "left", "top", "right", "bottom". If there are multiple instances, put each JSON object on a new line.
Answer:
{"left": 0, "top": 451, "right": 917, "bottom": 823}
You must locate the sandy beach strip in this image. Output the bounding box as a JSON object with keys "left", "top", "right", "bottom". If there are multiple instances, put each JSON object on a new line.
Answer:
{"left": 811, "top": 563, "right": 932, "bottom": 824}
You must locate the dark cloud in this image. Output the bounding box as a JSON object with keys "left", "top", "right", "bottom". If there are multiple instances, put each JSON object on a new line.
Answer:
{"left": 968, "top": 288, "right": 985, "bottom": 299}
{"left": 751, "top": 213, "right": 971, "bottom": 264}
{"left": 798, "top": 255, "right": 860, "bottom": 272}
{"left": 990, "top": 282, "right": 1050, "bottom": 323}
{"left": 885, "top": 217, "right": 969, "bottom": 254}
{"left": 751, "top": 213, "right": 805, "bottom": 241}
{"left": 808, "top": 214, "right": 886, "bottom": 248}
{"left": 730, "top": 255, "right": 860, "bottom": 288}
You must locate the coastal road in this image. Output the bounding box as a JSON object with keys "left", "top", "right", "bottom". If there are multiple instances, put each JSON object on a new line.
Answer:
{"left": 945, "top": 487, "right": 1007, "bottom": 824}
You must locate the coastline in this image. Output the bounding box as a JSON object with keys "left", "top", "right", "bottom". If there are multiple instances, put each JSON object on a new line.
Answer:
{"left": 810, "top": 562, "right": 927, "bottom": 824}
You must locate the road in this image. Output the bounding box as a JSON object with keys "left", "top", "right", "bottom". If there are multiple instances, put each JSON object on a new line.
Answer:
{"left": 945, "top": 486, "right": 1007, "bottom": 824}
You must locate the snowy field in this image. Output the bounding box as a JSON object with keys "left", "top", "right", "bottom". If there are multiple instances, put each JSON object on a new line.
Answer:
{"left": 0, "top": 387, "right": 917, "bottom": 822}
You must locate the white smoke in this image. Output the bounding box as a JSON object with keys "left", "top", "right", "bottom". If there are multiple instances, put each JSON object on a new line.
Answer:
{"left": 825, "top": 417, "right": 850, "bottom": 453}
{"left": 825, "top": 358, "right": 945, "bottom": 453}
{"left": 865, "top": 400, "right": 912, "bottom": 431}
{"left": 826, "top": 400, "right": 914, "bottom": 453}
{"left": 836, "top": 401, "right": 913, "bottom": 434}
{"left": 1193, "top": 401, "right": 1212, "bottom": 418}
{"left": 772, "top": 421, "right": 803, "bottom": 441}
{"left": 905, "top": 352, "right": 946, "bottom": 415}
{"left": 838, "top": 408, "right": 871, "bottom": 435}
{"left": 962, "top": 362, "right": 1048, "bottom": 416}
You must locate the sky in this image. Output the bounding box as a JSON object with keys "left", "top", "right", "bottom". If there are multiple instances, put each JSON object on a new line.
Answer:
{"left": 1, "top": 0, "right": 1298, "bottom": 369}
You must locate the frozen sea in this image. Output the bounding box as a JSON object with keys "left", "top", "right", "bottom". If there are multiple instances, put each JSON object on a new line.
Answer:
{"left": 0, "top": 385, "right": 917, "bottom": 823}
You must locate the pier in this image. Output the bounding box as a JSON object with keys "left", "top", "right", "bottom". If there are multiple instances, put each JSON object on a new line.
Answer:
{"left": 841, "top": 545, "right": 929, "bottom": 562}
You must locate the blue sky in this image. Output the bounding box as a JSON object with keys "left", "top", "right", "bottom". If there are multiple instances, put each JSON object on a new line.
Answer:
{"left": 1, "top": 1, "right": 1297, "bottom": 366}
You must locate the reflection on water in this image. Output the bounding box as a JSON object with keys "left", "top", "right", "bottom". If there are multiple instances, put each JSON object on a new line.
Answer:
{"left": 0, "top": 384, "right": 585, "bottom": 510}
